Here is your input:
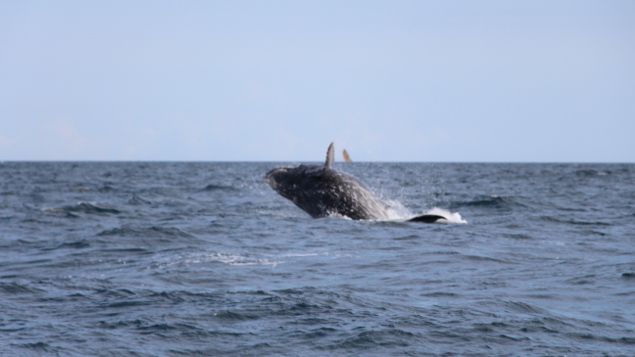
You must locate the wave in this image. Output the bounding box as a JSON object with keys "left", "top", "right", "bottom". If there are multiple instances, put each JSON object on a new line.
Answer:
{"left": 201, "top": 183, "right": 237, "bottom": 192}
{"left": 566, "top": 332, "right": 635, "bottom": 345}
{"left": 540, "top": 216, "right": 611, "bottom": 227}
{"left": 502, "top": 300, "right": 547, "bottom": 314}
{"left": 128, "top": 194, "right": 151, "bottom": 205}
{"left": 334, "top": 328, "right": 419, "bottom": 349}
{"left": 0, "top": 281, "right": 44, "bottom": 295}
{"left": 621, "top": 272, "right": 635, "bottom": 279}
{"left": 98, "top": 184, "right": 115, "bottom": 192}
{"left": 575, "top": 169, "right": 611, "bottom": 177}
{"left": 42, "top": 240, "right": 91, "bottom": 251}
{"left": 452, "top": 195, "right": 524, "bottom": 210}
{"left": 504, "top": 233, "right": 533, "bottom": 240}
{"left": 213, "top": 310, "right": 262, "bottom": 321}
{"left": 15, "top": 342, "right": 60, "bottom": 354}
{"left": 47, "top": 202, "right": 121, "bottom": 216}
{"left": 97, "top": 225, "right": 194, "bottom": 238}
{"left": 461, "top": 254, "right": 510, "bottom": 264}
{"left": 169, "top": 252, "right": 280, "bottom": 267}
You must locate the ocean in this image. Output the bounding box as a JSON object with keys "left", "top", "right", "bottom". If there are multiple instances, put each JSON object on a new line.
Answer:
{"left": 0, "top": 162, "right": 633, "bottom": 356}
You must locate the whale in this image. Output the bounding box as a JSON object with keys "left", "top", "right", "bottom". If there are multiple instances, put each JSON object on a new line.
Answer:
{"left": 266, "top": 143, "right": 447, "bottom": 223}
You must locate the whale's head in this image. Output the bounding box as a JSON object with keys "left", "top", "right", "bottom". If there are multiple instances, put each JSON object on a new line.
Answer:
{"left": 266, "top": 164, "right": 326, "bottom": 201}
{"left": 265, "top": 166, "right": 290, "bottom": 195}
{"left": 266, "top": 142, "right": 336, "bottom": 202}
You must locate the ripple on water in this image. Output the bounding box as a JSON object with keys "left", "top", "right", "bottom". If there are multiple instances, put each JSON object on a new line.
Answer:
{"left": 0, "top": 281, "right": 45, "bottom": 295}
{"left": 97, "top": 225, "right": 192, "bottom": 237}
{"left": 48, "top": 202, "right": 122, "bottom": 216}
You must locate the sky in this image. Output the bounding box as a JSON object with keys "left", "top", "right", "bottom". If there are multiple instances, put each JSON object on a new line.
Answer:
{"left": 1, "top": 1, "right": 634, "bottom": 162}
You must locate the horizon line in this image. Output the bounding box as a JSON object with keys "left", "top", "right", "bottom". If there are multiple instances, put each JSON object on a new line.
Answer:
{"left": 1, "top": 159, "right": 633, "bottom": 164}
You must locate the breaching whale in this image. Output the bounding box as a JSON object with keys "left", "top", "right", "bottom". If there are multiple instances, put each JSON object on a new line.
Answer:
{"left": 266, "top": 143, "right": 447, "bottom": 223}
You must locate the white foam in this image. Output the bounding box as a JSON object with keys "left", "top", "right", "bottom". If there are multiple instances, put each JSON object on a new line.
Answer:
{"left": 380, "top": 196, "right": 466, "bottom": 224}
{"left": 279, "top": 252, "right": 321, "bottom": 257}
{"left": 156, "top": 252, "right": 280, "bottom": 268}
{"left": 326, "top": 212, "right": 353, "bottom": 220}
{"left": 190, "top": 252, "right": 280, "bottom": 267}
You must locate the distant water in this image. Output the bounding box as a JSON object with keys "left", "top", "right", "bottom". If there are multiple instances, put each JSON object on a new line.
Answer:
{"left": 1, "top": 162, "right": 634, "bottom": 356}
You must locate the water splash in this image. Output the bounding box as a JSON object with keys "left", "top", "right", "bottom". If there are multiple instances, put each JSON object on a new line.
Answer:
{"left": 384, "top": 199, "right": 467, "bottom": 224}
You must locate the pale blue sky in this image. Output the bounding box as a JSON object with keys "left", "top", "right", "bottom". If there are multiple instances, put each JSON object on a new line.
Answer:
{"left": 1, "top": 1, "right": 634, "bottom": 161}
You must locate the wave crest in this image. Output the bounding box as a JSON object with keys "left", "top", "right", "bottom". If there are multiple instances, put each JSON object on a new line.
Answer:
{"left": 45, "top": 202, "right": 121, "bottom": 217}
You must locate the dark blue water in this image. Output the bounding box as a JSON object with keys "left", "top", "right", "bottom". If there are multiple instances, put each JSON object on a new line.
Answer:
{"left": 1, "top": 162, "right": 634, "bottom": 356}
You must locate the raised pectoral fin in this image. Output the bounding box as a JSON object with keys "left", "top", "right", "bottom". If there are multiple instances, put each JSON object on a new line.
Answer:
{"left": 324, "top": 142, "right": 335, "bottom": 169}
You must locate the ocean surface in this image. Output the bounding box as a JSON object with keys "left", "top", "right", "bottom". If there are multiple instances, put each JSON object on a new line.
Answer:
{"left": 1, "top": 162, "right": 634, "bottom": 356}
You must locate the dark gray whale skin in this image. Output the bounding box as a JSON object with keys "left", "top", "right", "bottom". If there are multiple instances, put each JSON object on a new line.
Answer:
{"left": 266, "top": 144, "right": 446, "bottom": 223}
{"left": 266, "top": 164, "right": 392, "bottom": 220}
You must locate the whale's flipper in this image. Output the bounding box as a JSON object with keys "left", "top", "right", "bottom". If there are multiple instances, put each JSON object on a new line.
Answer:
{"left": 408, "top": 214, "right": 447, "bottom": 223}
{"left": 325, "top": 142, "right": 335, "bottom": 169}
{"left": 343, "top": 149, "right": 352, "bottom": 163}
